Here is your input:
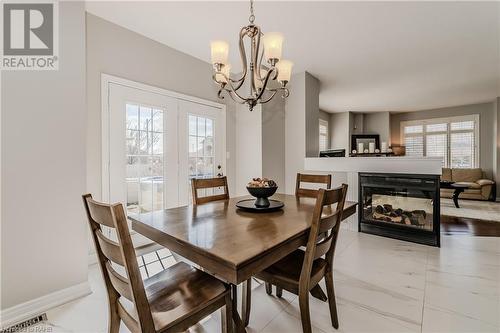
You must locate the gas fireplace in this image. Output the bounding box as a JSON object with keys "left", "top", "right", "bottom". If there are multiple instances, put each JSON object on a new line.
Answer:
{"left": 359, "top": 173, "right": 440, "bottom": 247}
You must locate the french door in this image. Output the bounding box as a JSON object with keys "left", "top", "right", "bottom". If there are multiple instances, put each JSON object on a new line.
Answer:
{"left": 104, "top": 79, "right": 226, "bottom": 217}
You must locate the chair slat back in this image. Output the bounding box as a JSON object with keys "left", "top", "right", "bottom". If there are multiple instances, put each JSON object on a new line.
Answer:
{"left": 192, "top": 176, "right": 229, "bottom": 205}
{"left": 295, "top": 173, "right": 332, "bottom": 198}
{"left": 106, "top": 261, "right": 135, "bottom": 302}
{"left": 95, "top": 229, "right": 125, "bottom": 266}
{"left": 82, "top": 194, "right": 155, "bottom": 332}
{"left": 299, "top": 184, "right": 348, "bottom": 286}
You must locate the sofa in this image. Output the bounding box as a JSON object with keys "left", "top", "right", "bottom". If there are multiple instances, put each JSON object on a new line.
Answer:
{"left": 441, "top": 168, "right": 496, "bottom": 201}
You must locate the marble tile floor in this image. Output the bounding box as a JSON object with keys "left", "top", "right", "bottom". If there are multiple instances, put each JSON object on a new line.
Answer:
{"left": 31, "top": 230, "right": 499, "bottom": 333}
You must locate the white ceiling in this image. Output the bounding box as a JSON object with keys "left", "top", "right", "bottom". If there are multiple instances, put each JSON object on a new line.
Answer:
{"left": 86, "top": 1, "right": 500, "bottom": 113}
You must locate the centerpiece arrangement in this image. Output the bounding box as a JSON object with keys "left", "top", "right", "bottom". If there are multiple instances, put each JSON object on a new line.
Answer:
{"left": 236, "top": 177, "right": 284, "bottom": 212}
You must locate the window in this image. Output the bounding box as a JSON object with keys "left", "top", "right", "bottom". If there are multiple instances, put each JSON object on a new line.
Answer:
{"left": 319, "top": 119, "right": 329, "bottom": 152}
{"left": 401, "top": 115, "right": 479, "bottom": 168}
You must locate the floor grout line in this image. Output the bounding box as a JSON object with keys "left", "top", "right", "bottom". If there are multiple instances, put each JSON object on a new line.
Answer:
{"left": 420, "top": 246, "right": 430, "bottom": 333}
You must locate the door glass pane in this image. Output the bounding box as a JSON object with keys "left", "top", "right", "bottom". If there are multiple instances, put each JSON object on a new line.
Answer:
{"left": 126, "top": 103, "right": 165, "bottom": 213}
{"left": 126, "top": 130, "right": 139, "bottom": 155}
{"left": 189, "top": 115, "right": 197, "bottom": 136}
{"left": 126, "top": 104, "right": 139, "bottom": 130}
{"left": 206, "top": 118, "right": 213, "bottom": 137}
{"left": 152, "top": 109, "right": 163, "bottom": 132}
{"left": 204, "top": 137, "right": 214, "bottom": 157}
{"left": 187, "top": 114, "right": 217, "bottom": 204}
{"left": 189, "top": 136, "right": 197, "bottom": 157}
{"left": 152, "top": 133, "right": 163, "bottom": 155}
{"left": 139, "top": 131, "right": 151, "bottom": 155}
{"left": 197, "top": 137, "right": 205, "bottom": 156}
{"left": 197, "top": 117, "right": 206, "bottom": 137}
{"left": 139, "top": 106, "right": 152, "bottom": 131}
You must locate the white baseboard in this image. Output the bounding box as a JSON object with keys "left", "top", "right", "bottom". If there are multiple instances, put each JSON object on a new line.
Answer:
{"left": 0, "top": 281, "right": 92, "bottom": 329}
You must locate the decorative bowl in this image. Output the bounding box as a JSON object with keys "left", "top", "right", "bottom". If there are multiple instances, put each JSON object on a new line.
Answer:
{"left": 246, "top": 186, "right": 278, "bottom": 207}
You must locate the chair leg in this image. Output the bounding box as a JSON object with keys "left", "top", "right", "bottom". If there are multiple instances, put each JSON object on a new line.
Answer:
{"left": 265, "top": 282, "right": 272, "bottom": 295}
{"left": 325, "top": 271, "right": 339, "bottom": 329}
{"left": 222, "top": 292, "right": 233, "bottom": 333}
{"left": 242, "top": 279, "right": 251, "bottom": 327}
{"left": 108, "top": 304, "right": 120, "bottom": 333}
{"left": 298, "top": 291, "right": 312, "bottom": 333}
{"left": 276, "top": 286, "right": 283, "bottom": 298}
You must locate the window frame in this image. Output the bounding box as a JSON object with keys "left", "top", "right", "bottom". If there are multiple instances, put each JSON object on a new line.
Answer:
{"left": 319, "top": 119, "right": 329, "bottom": 152}
{"left": 400, "top": 114, "right": 480, "bottom": 168}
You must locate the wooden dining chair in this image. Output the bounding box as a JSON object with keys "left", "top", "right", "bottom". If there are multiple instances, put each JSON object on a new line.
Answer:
{"left": 248, "top": 185, "right": 348, "bottom": 333}
{"left": 295, "top": 173, "right": 332, "bottom": 198}
{"left": 263, "top": 173, "right": 333, "bottom": 298}
{"left": 82, "top": 194, "right": 233, "bottom": 333}
{"left": 191, "top": 176, "right": 229, "bottom": 205}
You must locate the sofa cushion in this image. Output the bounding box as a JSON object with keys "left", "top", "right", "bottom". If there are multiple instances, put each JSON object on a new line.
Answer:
{"left": 476, "top": 179, "right": 495, "bottom": 186}
{"left": 441, "top": 168, "right": 452, "bottom": 182}
{"left": 452, "top": 168, "right": 482, "bottom": 182}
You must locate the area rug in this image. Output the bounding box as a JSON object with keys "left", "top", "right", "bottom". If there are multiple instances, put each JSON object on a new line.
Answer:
{"left": 440, "top": 198, "right": 500, "bottom": 222}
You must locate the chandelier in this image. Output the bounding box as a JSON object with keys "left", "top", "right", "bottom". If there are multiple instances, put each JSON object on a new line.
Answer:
{"left": 210, "top": 0, "right": 293, "bottom": 111}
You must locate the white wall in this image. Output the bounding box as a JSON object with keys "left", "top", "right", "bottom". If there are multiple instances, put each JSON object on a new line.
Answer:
{"left": 235, "top": 104, "right": 262, "bottom": 196}
{"left": 329, "top": 112, "right": 350, "bottom": 151}
{"left": 1, "top": 1, "right": 88, "bottom": 311}
{"left": 285, "top": 72, "right": 306, "bottom": 193}
{"left": 262, "top": 95, "right": 285, "bottom": 192}
{"left": 363, "top": 111, "right": 391, "bottom": 145}
{"left": 305, "top": 74, "right": 320, "bottom": 157}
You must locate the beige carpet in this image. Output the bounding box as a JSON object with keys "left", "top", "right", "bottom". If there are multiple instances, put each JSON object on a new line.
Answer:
{"left": 441, "top": 198, "right": 500, "bottom": 222}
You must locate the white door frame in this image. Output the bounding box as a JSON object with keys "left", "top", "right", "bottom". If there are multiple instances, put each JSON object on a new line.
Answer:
{"left": 101, "top": 73, "right": 227, "bottom": 204}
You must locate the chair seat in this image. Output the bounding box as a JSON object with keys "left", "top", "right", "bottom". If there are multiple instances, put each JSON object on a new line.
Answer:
{"left": 256, "top": 249, "right": 327, "bottom": 293}
{"left": 122, "top": 262, "right": 228, "bottom": 332}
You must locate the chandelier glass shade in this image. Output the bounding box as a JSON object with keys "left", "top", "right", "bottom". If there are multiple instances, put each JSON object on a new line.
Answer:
{"left": 210, "top": 0, "right": 293, "bottom": 111}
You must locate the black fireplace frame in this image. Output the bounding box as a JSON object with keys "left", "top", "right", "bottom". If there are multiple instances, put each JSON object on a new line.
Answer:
{"left": 358, "top": 172, "right": 440, "bottom": 247}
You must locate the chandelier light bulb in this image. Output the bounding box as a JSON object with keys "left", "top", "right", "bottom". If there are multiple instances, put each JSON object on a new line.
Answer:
{"left": 262, "top": 32, "right": 284, "bottom": 62}
{"left": 210, "top": 40, "right": 229, "bottom": 65}
{"left": 276, "top": 60, "right": 293, "bottom": 83}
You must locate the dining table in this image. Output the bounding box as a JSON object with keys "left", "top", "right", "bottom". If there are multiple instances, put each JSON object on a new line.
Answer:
{"left": 130, "top": 193, "right": 357, "bottom": 332}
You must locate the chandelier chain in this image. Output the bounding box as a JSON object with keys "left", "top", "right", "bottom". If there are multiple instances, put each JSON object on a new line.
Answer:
{"left": 249, "top": 0, "right": 255, "bottom": 24}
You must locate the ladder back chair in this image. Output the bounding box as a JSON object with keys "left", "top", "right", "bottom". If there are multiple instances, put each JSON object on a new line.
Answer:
{"left": 250, "top": 185, "right": 348, "bottom": 333}
{"left": 191, "top": 176, "right": 230, "bottom": 205}
{"left": 295, "top": 173, "right": 332, "bottom": 198}
{"left": 263, "top": 173, "right": 333, "bottom": 299}
{"left": 82, "top": 194, "right": 233, "bottom": 333}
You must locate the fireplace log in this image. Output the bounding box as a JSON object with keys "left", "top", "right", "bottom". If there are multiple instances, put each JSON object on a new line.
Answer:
{"left": 372, "top": 205, "right": 427, "bottom": 226}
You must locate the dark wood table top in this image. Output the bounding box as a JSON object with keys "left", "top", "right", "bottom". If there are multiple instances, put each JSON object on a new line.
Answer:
{"left": 130, "top": 193, "right": 357, "bottom": 284}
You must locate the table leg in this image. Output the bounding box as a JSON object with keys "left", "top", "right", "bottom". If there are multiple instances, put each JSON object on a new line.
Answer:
{"left": 241, "top": 279, "right": 251, "bottom": 327}
{"left": 452, "top": 189, "right": 463, "bottom": 208}
{"left": 231, "top": 284, "right": 247, "bottom": 333}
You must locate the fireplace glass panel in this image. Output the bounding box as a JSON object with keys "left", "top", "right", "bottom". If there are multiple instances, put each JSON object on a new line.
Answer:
{"left": 362, "top": 186, "right": 434, "bottom": 231}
